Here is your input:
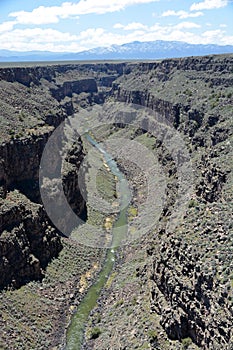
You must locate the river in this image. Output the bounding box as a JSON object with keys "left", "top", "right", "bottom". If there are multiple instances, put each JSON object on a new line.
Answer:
{"left": 65, "top": 132, "right": 131, "bottom": 349}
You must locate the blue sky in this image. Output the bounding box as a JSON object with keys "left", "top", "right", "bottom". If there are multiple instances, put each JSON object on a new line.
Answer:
{"left": 0, "top": 0, "right": 232, "bottom": 52}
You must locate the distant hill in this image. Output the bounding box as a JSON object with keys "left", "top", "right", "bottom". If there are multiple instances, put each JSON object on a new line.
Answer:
{"left": 1, "top": 40, "right": 233, "bottom": 62}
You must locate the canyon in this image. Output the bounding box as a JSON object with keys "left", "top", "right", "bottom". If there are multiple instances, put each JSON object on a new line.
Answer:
{"left": 0, "top": 54, "right": 232, "bottom": 349}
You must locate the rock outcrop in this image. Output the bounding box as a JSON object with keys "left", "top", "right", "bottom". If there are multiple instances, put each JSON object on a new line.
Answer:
{"left": 0, "top": 191, "right": 62, "bottom": 289}
{"left": 50, "top": 78, "right": 98, "bottom": 102}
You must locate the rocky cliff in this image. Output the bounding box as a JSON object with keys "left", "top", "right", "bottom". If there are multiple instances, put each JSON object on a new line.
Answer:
{"left": 0, "top": 191, "right": 62, "bottom": 289}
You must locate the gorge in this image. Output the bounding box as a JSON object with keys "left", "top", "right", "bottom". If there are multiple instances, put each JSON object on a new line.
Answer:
{"left": 0, "top": 54, "right": 232, "bottom": 350}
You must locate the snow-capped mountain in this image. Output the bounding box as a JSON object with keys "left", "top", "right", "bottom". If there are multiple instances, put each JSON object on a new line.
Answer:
{"left": 0, "top": 40, "right": 233, "bottom": 62}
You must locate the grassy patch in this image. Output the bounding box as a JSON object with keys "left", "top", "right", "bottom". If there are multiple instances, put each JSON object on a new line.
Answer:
{"left": 96, "top": 165, "right": 116, "bottom": 203}
{"left": 89, "top": 326, "right": 102, "bottom": 339}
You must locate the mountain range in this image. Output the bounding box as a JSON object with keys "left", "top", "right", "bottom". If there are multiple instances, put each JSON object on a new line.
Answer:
{"left": 0, "top": 40, "right": 233, "bottom": 62}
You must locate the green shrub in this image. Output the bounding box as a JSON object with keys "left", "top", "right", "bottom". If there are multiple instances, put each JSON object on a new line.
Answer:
{"left": 90, "top": 326, "right": 102, "bottom": 339}
{"left": 182, "top": 337, "right": 192, "bottom": 349}
{"left": 148, "top": 329, "right": 158, "bottom": 341}
{"left": 95, "top": 313, "right": 101, "bottom": 323}
{"left": 188, "top": 199, "right": 198, "bottom": 208}
{"left": 18, "top": 112, "right": 25, "bottom": 121}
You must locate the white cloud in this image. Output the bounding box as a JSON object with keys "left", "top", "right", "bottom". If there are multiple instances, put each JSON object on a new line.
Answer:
{"left": 3, "top": 0, "right": 231, "bottom": 52}
{"left": 1, "top": 19, "right": 233, "bottom": 52}
{"left": 124, "top": 22, "right": 148, "bottom": 30}
{"left": 217, "top": 34, "right": 233, "bottom": 45}
{"left": 114, "top": 22, "right": 148, "bottom": 30}
{"left": 190, "top": 0, "right": 228, "bottom": 11}
{"left": 77, "top": 28, "right": 124, "bottom": 48}
{"left": 161, "top": 10, "right": 203, "bottom": 18}
{"left": 0, "top": 28, "right": 80, "bottom": 52}
{"left": 114, "top": 23, "right": 125, "bottom": 29}
{"left": 174, "top": 22, "right": 201, "bottom": 29}
{"left": 201, "top": 29, "right": 226, "bottom": 42}
{"left": 9, "top": 7, "right": 61, "bottom": 25}
{"left": 0, "top": 21, "right": 16, "bottom": 33}
{"left": 92, "top": 22, "right": 233, "bottom": 47}
{"left": 9, "top": 0, "right": 160, "bottom": 25}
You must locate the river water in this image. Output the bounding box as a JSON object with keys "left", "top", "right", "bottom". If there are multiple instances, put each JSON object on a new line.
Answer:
{"left": 65, "top": 132, "right": 131, "bottom": 349}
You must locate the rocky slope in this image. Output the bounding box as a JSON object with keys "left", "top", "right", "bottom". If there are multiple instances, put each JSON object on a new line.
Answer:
{"left": 0, "top": 55, "right": 232, "bottom": 349}
{"left": 83, "top": 55, "right": 232, "bottom": 350}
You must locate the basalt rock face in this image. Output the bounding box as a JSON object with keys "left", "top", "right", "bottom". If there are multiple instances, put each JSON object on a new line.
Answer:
{"left": 0, "top": 191, "right": 62, "bottom": 289}
{"left": 114, "top": 87, "right": 181, "bottom": 125}
{"left": 50, "top": 78, "right": 98, "bottom": 102}
{"left": 0, "top": 129, "right": 63, "bottom": 288}
{"left": 0, "top": 129, "right": 53, "bottom": 199}
{"left": 0, "top": 62, "right": 127, "bottom": 88}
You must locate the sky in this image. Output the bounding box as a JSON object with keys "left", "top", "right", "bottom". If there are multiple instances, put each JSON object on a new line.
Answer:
{"left": 0, "top": 0, "right": 232, "bottom": 52}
